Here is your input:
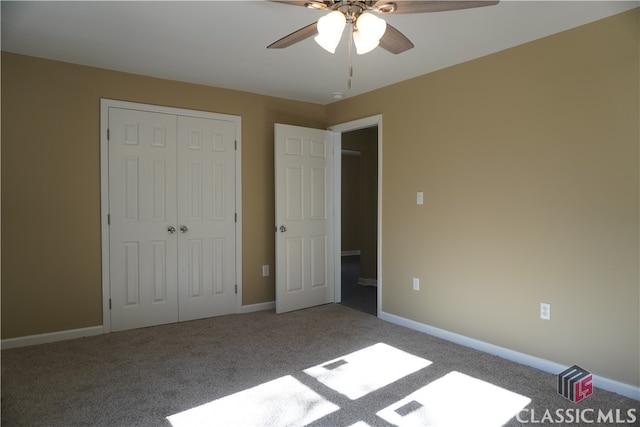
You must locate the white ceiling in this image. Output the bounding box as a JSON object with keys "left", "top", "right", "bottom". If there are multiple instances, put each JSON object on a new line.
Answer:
{"left": 2, "top": 1, "right": 637, "bottom": 105}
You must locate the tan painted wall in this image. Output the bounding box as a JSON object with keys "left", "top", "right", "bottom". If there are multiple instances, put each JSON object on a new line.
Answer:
{"left": 1, "top": 52, "right": 326, "bottom": 338}
{"left": 328, "top": 10, "right": 639, "bottom": 386}
{"left": 341, "top": 152, "right": 361, "bottom": 252}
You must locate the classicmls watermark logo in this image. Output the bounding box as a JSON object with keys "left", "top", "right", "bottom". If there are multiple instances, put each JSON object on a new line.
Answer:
{"left": 516, "top": 364, "right": 638, "bottom": 424}
{"left": 558, "top": 364, "right": 593, "bottom": 402}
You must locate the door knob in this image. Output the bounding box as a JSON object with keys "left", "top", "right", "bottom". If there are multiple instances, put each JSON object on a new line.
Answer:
{"left": 279, "top": 225, "right": 287, "bottom": 232}
{"left": 167, "top": 226, "right": 176, "bottom": 234}
{"left": 180, "top": 225, "right": 189, "bottom": 233}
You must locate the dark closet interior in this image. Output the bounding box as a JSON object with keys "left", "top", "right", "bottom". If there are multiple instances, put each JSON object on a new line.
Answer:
{"left": 340, "top": 127, "right": 378, "bottom": 315}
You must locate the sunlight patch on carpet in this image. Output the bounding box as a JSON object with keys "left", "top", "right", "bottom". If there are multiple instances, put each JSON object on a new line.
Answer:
{"left": 167, "top": 375, "right": 339, "bottom": 427}
{"left": 304, "top": 342, "right": 432, "bottom": 400}
{"left": 376, "top": 371, "right": 531, "bottom": 426}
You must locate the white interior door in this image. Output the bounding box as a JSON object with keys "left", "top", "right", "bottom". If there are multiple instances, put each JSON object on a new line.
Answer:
{"left": 275, "top": 123, "right": 334, "bottom": 313}
{"left": 109, "top": 108, "right": 179, "bottom": 331}
{"left": 177, "top": 115, "right": 237, "bottom": 321}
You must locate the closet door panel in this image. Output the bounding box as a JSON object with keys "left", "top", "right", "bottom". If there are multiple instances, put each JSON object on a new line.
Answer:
{"left": 177, "top": 116, "right": 237, "bottom": 320}
{"left": 108, "top": 108, "right": 179, "bottom": 331}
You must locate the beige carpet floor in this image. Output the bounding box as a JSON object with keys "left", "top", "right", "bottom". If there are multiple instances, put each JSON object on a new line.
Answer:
{"left": 2, "top": 304, "right": 637, "bottom": 426}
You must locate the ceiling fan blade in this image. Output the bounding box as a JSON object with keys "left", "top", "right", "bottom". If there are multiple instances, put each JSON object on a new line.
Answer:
{"left": 267, "top": 22, "right": 319, "bottom": 49}
{"left": 375, "top": 1, "right": 499, "bottom": 14}
{"left": 270, "top": 1, "right": 330, "bottom": 9}
{"left": 379, "top": 23, "right": 414, "bottom": 54}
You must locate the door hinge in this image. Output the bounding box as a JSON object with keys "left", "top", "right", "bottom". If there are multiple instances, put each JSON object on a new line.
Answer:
{"left": 234, "top": 140, "right": 237, "bottom": 150}
{"left": 107, "top": 214, "right": 110, "bottom": 225}
{"left": 109, "top": 298, "right": 112, "bottom": 310}
{"left": 107, "top": 128, "right": 110, "bottom": 141}
{"left": 235, "top": 284, "right": 238, "bottom": 294}
{"left": 235, "top": 213, "right": 237, "bottom": 223}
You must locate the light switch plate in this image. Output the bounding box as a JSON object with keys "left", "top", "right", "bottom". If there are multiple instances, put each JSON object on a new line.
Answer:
{"left": 417, "top": 192, "right": 424, "bottom": 205}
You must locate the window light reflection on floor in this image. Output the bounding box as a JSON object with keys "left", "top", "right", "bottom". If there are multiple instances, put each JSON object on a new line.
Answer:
{"left": 167, "top": 343, "right": 531, "bottom": 427}
{"left": 304, "top": 342, "right": 432, "bottom": 400}
{"left": 376, "top": 371, "right": 532, "bottom": 427}
{"left": 166, "top": 375, "right": 339, "bottom": 427}
{"left": 347, "top": 421, "right": 375, "bottom": 427}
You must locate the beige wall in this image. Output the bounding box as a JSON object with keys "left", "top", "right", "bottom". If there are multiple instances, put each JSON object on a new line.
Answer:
{"left": 341, "top": 152, "right": 361, "bottom": 252}
{"left": 2, "top": 9, "right": 638, "bottom": 387}
{"left": 328, "top": 10, "right": 639, "bottom": 386}
{"left": 1, "top": 52, "right": 326, "bottom": 338}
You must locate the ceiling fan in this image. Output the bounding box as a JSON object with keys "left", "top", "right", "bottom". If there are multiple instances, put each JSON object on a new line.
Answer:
{"left": 267, "top": 1, "right": 500, "bottom": 55}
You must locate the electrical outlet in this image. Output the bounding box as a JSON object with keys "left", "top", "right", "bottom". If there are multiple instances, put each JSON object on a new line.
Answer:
{"left": 262, "top": 265, "right": 269, "bottom": 277}
{"left": 412, "top": 277, "right": 420, "bottom": 291}
{"left": 540, "top": 302, "right": 551, "bottom": 320}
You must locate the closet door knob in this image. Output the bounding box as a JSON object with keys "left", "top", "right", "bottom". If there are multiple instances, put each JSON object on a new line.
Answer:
{"left": 180, "top": 225, "right": 189, "bottom": 233}
{"left": 167, "top": 226, "right": 176, "bottom": 234}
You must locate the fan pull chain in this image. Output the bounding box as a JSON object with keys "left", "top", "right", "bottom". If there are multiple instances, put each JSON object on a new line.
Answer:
{"left": 348, "top": 23, "right": 353, "bottom": 90}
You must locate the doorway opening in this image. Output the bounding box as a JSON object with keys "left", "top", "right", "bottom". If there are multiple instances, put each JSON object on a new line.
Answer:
{"left": 334, "top": 122, "right": 380, "bottom": 316}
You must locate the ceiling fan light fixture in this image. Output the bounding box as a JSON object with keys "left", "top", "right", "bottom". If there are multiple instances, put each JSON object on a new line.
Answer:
{"left": 353, "top": 12, "right": 387, "bottom": 54}
{"left": 304, "top": 1, "right": 327, "bottom": 10}
{"left": 374, "top": 2, "right": 396, "bottom": 13}
{"left": 356, "top": 12, "right": 387, "bottom": 41}
{"left": 268, "top": 0, "right": 500, "bottom": 55}
{"left": 314, "top": 32, "right": 342, "bottom": 53}
{"left": 314, "top": 10, "right": 346, "bottom": 53}
{"left": 353, "top": 30, "right": 379, "bottom": 55}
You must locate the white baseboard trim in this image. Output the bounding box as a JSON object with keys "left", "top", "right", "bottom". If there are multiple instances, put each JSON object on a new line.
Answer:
{"left": 238, "top": 301, "right": 275, "bottom": 314}
{"left": 341, "top": 250, "right": 361, "bottom": 256}
{"left": 378, "top": 310, "right": 640, "bottom": 401}
{"left": 357, "top": 277, "right": 378, "bottom": 287}
{"left": 1, "top": 325, "right": 104, "bottom": 350}
{"left": 2, "top": 304, "right": 277, "bottom": 349}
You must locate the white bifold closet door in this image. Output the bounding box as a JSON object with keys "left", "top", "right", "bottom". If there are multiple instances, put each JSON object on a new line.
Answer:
{"left": 108, "top": 107, "right": 236, "bottom": 332}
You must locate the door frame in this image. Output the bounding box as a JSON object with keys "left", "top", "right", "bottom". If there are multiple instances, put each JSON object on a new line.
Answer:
{"left": 99, "top": 99, "right": 242, "bottom": 332}
{"left": 329, "top": 115, "right": 382, "bottom": 315}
